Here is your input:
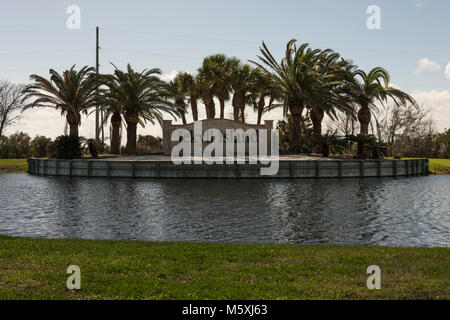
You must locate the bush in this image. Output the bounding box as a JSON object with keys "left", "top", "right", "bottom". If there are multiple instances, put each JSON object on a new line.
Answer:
{"left": 0, "top": 132, "right": 31, "bottom": 158}
{"left": 51, "top": 135, "right": 81, "bottom": 159}
{"left": 30, "top": 136, "right": 52, "bottom": 158}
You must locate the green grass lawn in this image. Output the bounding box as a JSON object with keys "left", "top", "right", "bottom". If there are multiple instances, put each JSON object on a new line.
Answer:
{"left": 0, "top": 159, "right": 28, "bottom": 173}
{"left": 0, "top": 236, "right": 448, "bottom": 300}
{"left": 424, "top": 159, "right": 450, "bottom": 175}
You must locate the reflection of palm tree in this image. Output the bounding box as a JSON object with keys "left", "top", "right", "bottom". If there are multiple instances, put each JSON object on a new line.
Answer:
{"left": 22, "top": 65, "right": 97, "bottom": 137}
{"left": 99, "top": 64, "right": 177, "bottom": 154}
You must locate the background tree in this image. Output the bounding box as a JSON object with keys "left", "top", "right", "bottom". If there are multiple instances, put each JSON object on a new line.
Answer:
{"left": 0, "top": 81, "right": 25, "bottom": 137}
{"left": 21, "top": 66, "right": 97, "bottom": 137}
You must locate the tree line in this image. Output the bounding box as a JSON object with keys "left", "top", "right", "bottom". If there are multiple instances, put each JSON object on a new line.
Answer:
{"left": 0, "top": 39, "right": 448, "bottom": 159}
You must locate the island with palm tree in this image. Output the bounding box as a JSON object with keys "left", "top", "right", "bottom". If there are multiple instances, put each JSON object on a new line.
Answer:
{"left": 22, "top": 39, "right": 428, "bottom": 178}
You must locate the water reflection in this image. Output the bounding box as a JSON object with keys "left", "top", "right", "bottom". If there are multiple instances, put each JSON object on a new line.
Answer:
{"left": 0, "top": 174, "right": 448, "bottom": 247}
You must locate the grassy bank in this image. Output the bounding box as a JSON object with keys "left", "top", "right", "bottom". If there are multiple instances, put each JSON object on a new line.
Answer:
{"left": 0, "top": 236, "right": 448, "bottom": 300}
{"left": 425, "top": 158, "right": 450, "bottom": 175}
{"left": 0, "top": 159, "right": 28, "bottom": 173}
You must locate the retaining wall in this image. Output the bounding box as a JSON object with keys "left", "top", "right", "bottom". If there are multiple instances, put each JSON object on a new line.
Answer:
{"left": 27, "top": 158, "right": 429, "bottom": 179}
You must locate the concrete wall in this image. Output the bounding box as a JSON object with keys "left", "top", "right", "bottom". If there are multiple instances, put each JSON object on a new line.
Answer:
{"left": 28, "top": 158, "right": 429, "bottom": 179}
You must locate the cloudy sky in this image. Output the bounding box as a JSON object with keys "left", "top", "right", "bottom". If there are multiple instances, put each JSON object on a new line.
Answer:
{"left": 0, "top": 0, "right": 449, "bottom": 140}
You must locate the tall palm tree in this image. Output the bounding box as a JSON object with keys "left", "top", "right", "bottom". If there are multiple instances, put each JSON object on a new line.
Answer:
{"left": 96, "top": 99, "right": 123, "bottom": 154}
{"left": 99, "top": 64, "right": 177, "bottom": 154}
{"left": 348, "top": 67, "right": 417, "bottom": 157}
{"left": 206, "top": 54, "right": 238, "bottom": 119}
{"left": 248, "top": 68, "right": 282, "bottom": 125}
{"left": 308, "top": 51, "right": 355, "bottom": 154}
{"left": 230, "top": 63, "right": 257, "bottom": 123}
{"left": 197, "top": 59, "right": 216, "bottom": 119}
{"left": 251, "top": 40, "right": 325, "bottom": 153}
{"left": 22, "top": 65, "right": 97, "bottom": 137}
{"left": 174, "top": 72, "right": 200, "bottom": 121}
{"left": 168, "top": 79, "right": 188, "bottom": 124}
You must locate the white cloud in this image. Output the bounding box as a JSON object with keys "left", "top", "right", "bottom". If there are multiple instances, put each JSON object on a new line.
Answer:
{"left": 412, "top": 90, "right": 450, "bottom": 131}
{"left": 416, "top": 58, "right": 441, "bottom": 74}
{"left": 160, "top": 70, "right": 179, "bottom": 82}
{"left": 445, "top": 62, "right": 450, "bottom": 79}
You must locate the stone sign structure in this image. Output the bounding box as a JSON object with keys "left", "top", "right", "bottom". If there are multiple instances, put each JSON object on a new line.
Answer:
{"left": 162, "top": 119, "right": 274, "bottom": 156}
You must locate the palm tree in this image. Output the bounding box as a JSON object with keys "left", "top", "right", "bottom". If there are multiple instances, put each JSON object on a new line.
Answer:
{"left": 99, "top": 64, "right": 177, "bottom": 154}
{"left": 168, "top": 79, "right": 188, "bottom": 124}
{"left": 207, "top": 54, "right": 238, "bottom": 119}
{"left": 174, "top": 72, "right": 200, "bottom": 121}
{"left": 197, "top": 59, "right": 216, "bottom": 119}
{"left": 308, "top": 52, "right": 355, "bottom": 154}
{"left": 348, "top": 67, "right": 417, "bottom": 157}
{"left": 248, "top": 68, "right": 282, "bottom": 125}
{"left": 95, "top": 99, "right": 123, "bottom": 154}
{"left": 230, "top": 63, "right": 257, "bottom": 123}
{"left": 22, "top": 65, "right": 97, "bottom": 137}
{"left": 251, "top": 40, "right": 326, "bottom": 153}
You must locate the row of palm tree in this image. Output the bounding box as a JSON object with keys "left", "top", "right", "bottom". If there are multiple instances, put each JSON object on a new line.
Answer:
{"left": 20, "top": 39, "right": 418, "bottom": 157}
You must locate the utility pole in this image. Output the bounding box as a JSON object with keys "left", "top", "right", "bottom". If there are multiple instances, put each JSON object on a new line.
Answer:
{"left": 95, "top": 26, "right": 100, "bottom": 142}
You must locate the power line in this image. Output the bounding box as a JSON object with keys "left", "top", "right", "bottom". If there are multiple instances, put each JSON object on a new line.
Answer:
{"left": 0, "top": 27, "right": 95, "bottom": 33}
{"left": 101, "top": 28, "right": 450, "bottom": 59}
{"left": 0, "top": 49, "right": 93, "bottom": 56}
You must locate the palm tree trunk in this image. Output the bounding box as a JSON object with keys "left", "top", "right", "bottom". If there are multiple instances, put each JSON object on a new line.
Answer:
{"left": 66, "top": 112, "right": 80, "bottom": 137}
{"left": 202, "top": 89, "right": 215, "bottom": 119}
{"left": 124, "top": 111, "right": 139, "bottom": 154}
{"left": 219, "top": 98, "right": 225, "bottom": 119}
{"left": 310, "top": 109, "right": 324, "bottom": 154}
{"left": 232, "top": 93, "right": 240, "bottom": 121}
{"left": 191, "top": 96, "right": 198, "bottom": 121}
{"left": 358, "top": 103, "right": 371, "bottom": 158}
{"left": 358, "top": 104, "right": 371, "bottom": 135}
{"left": 257, "top": 97, "right": 265, "bottom": 125}
{"left": 232, "top": 91, "right": 245, "bottom": 122}
{"left": 110, "top": 111, "right": 121, "bottom": 154}
{"left": 289, "top": 102, "right": 304, "bottom": 153}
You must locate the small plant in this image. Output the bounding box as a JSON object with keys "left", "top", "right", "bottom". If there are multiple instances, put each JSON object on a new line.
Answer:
{"left": 322, "top": 132, "right": 345, "bottom": 157}
{"left": 52, "top": 135, "right": 81, "bottom": 159}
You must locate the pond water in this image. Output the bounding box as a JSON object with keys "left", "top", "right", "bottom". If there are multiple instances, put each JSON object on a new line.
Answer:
{"left": 0, "top": 174, "right": 448, "bottom": 247}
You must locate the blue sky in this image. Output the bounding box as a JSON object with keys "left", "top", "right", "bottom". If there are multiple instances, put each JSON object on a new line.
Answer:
{"left": 1, "top": 0, "right": 449, "bottom": 138}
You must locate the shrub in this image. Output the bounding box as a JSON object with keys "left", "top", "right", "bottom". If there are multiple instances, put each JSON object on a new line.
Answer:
{"left": 30, "top": 136, "right": 52, "bottom": 158}
{"left": 52, "top": 135, "right": 81, "bottom": 159}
